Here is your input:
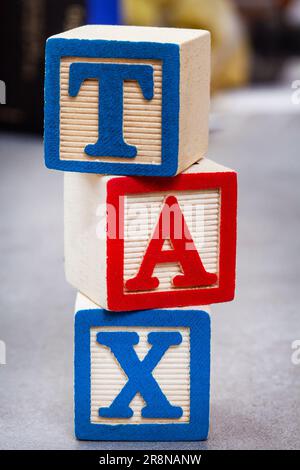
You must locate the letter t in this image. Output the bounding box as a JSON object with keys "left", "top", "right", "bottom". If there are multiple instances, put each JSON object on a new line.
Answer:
{"left": 69, "top": 62, "right": 154, "bottom": 158}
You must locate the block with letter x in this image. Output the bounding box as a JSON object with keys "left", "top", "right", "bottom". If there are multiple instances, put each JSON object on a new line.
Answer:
{"left": 65, "top": 158, "right": 237, "bottom": 311}
{"left": 44, "top": 25, "right": 210, "bottom": 176}
{"left": 74, "top": 293, "right": 211, "bottom": 441}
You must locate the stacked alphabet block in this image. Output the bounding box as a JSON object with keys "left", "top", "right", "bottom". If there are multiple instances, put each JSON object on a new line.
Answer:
{"left": 44, "top": 25, "right": 237, "bottom": 441}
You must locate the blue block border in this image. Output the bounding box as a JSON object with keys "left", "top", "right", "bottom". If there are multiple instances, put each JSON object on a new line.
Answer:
{"left": 75, "top": 308, "right": 210, "bottom": 441}
{"left": 44, "top": 38, "right": 180, "bottom": 176}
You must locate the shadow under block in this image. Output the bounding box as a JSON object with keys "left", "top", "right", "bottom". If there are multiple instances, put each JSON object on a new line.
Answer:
{"left": 44, "top": 24, "right": 210, "bottom": 176}
{"left": 64, "top": 158, "right": 237, "bottom": 311}
{"left": 74, "top": 292, "right": 211, "bottom": 441}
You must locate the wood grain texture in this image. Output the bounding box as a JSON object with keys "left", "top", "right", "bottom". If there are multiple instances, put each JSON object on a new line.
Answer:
{"left": 90, "top": 326, "right": 190, "bottom": 425}
{"left": 124, "top": 190, "right": 220, "bottom": 292}
{"left": 60, "top": 57, "right": 162, "bottom": 165}
{"left": 64, "top": 159, "right": 235, "bottom": 309}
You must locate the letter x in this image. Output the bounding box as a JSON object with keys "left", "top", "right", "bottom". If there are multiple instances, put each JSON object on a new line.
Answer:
{"left": 97, "top": 331, "right": 183, "bottom": 419}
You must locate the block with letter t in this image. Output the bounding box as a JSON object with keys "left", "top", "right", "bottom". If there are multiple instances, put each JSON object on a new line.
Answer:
{"left": 74, "top": 293, "right": 211, "bottom": 441}
{"left": 64, "top": 158, "right": 237, "bottom": 311}
{"left": 44, "top": 25, "right": 210, "bottom": 176}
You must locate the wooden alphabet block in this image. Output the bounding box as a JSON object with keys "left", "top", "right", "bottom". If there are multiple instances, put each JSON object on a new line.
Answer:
{"left": 65, "top": 158, "right": 237, "bottom": 311}
{"left": 44, "top": 25, "right": 210, "bottom": 176}
{"left": 74, "top": 292, "right": 211, "bottom": 441}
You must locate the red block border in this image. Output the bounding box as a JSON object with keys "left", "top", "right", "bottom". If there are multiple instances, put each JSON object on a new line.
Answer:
{"left": 106, "top": 171, "right": 237, "bottom": 311}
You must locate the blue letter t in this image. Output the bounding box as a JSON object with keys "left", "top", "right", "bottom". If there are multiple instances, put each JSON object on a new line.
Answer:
{"left": 69, "top": 62, "right": 154, "bottom": 158}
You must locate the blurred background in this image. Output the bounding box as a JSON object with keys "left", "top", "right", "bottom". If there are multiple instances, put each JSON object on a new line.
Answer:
{"left": 0, "top": 0, "right": 300, "bottom": 450}
{"left": 1, "top": 0, "right": 300, "bottom": 131}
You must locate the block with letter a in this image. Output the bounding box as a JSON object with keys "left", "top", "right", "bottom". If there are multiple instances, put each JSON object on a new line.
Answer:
{"left": 74, "top": 292, "right": 211, "bottom": 441}
{"left": 64, "top": 158, "right": 237, "bottom": 311}
{"left": 44, "top": 24, "right": 210, "bottom": 176}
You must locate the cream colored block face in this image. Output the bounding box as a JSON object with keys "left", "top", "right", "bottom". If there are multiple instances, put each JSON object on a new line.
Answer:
{"left": 64, "top": 158, "right": 237, "bottom": 311}
{"left": 123, "top": 190, "right": 220, "bottom": 292}
{"left": 90, "top": 326, "right": 190, "bottom": 424}
{"left": 60, "top": 57, "right": 163, "bottom": 165}
{"left": 74, "top": 293, "right": 211, "bottom": 440}
{"left": 45, "top": 25, "right": 210, "bottom": 176}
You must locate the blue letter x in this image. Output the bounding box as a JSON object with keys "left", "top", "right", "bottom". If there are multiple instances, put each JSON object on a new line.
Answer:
{"left": 69, "top": 62, "right": 154, "bottom": 158}
{"left": 97, "top": 331, "right": 183, "bottom": 419}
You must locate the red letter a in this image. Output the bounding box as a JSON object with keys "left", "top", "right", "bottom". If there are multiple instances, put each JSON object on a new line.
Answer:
{"left": 125, "top": 195, "right": 218, "bottom": 292}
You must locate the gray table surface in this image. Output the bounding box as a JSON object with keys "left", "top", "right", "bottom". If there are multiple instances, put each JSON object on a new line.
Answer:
{"left": 0, "top": 103, "right": 300, "bottom": 450}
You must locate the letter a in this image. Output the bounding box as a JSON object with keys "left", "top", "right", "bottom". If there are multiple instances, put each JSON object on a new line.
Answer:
{"left": 126, "top": 195, "right": 217, "bottom": 291}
